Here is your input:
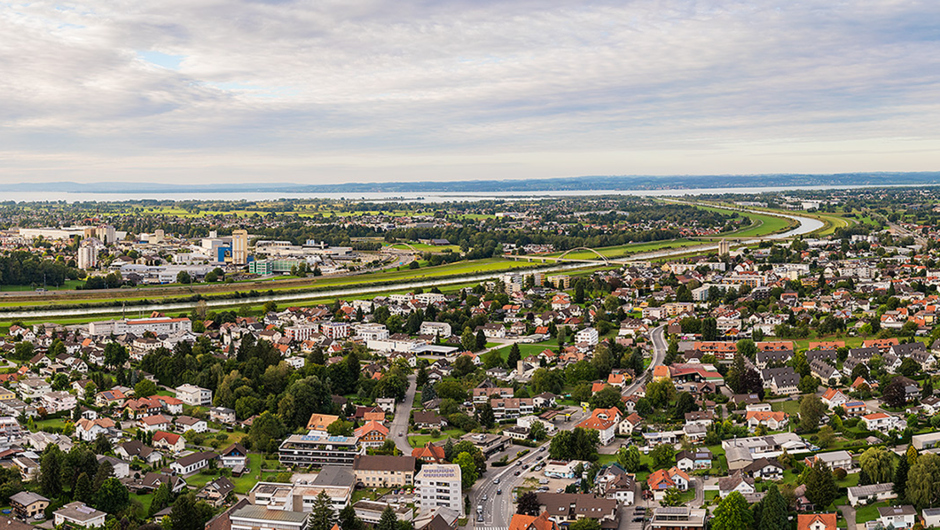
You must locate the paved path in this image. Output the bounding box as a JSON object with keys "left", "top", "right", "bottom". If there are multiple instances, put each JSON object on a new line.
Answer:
{"left": 839, "top": 505, "right": 857, "bottom": 530}
{"left": 390, "top": 374, "right": 417, "bottom": 454}
{"left": 623, "top": 325, "right": 666, "bottom": 397}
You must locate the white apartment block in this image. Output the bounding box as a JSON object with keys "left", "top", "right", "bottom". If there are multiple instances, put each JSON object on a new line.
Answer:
{"left": 176, "top": 384, "right": 212, "bottom": 406}
{"left": 415, "top": 464, "right": 463, "bottom": 517}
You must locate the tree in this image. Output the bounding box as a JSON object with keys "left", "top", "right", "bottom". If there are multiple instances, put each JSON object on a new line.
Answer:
{"left": 816, "top": 425, "right": 836, "bottom": 448}
{"left": 646, "top": 378, "right": 676, "bottom": 409}
{"left": 650, "top": 444, "right": 676, "bottom": 470}
{"left": 134, "top": 379, "right": 159, "bottom": 398}
{"left": 798, "top": 375, "right": 818, "bottom": 395}
{"left": 96, "top": 477, "right": 130, "bottom": 514}
{"left": 617, "top": 445, "right": 641, "bottom": 472}
{"left": 590, "top": 386, "right": 623, "bottom": 410}
{"left": 529, "top": 420, "right": 548, "bottom": 441}
{"left": 150, "top": 482, "right": 173, "bottom": 517}
{"left": 569, "top": 520, "right": 601, "bottom": 530}
{"left": 339, "top": 504, "right": 363, "bottom": 530}
{"left": 799, "top": 394, "right": 826, "bottom": 430}
{"left": 789, "top": 351, "right": 810, "bottom": 377}
{"left": 74, "top": 472, "right": 93, "bottom": 504}
{"left": 176, "top": 271, "right": 192, "bottom": 284}
{"left": 249, "top": 411, "right": 286, "bottom": 453}
{"left": 894, "top": 454, "right": 910, "bottom": 499}
{"left": 507, "top": 343, "right": 521, "bottom": 368}
{"left": 377, "top": 505, "right": 398, "bottom": 530}
{"left": 39, "top": 445, "right": 63, "bottom": 497}
{"left": 758, "top": 484, "right": 788, "bottom": 530}
{"left": 475, "top": 330, "right": 487, "bottom": 351}
{"left": 327, "top": 419, "right": 354, "bottom": 437}
{"left": 898, "top": 358, "right": 921, "bottom": 377}
{"left": 906, "top": 453, "right": 940, "bottom": 510}
{"left": 169, "top": 493, "right": 203, "bottom": 530}
{"left": 461, "top": 328, "right": 475, "bottom": 352}
{"left": 883, "top": 377, "right": 908, "bottom": 408}
{"left": 712, "top": 492, "right": 753, "bottom": 530}
{"left": 803, "top": 464, "right": 837, "bottom": 509}
{"left": 660, "top": 487, "right": 684, "bottom": 507}
{"left": 517, "top": 491, "right": 540, "bottom": 516}
{"left": 673, "top": 392, "right": 698, "bottom": 419}
{"left": 454, "top": 452, "right": 478, "bottom": 489}
{"left": 859, "top": 446, "right": 895, "bottom": 484}
{"left": 103, "top": 342, "right": 129, "bottom": 368}
{"left": 727, "top": 352, "right": 746, "bottom": 394}
{"left": 310, "top": 491, "right": 335, "bottom": 530}
{"left": 701, "top": 318, "right": 718, "bottom": 341}
{"left": 476, "top": 403, "right": 496, "bottom": 429}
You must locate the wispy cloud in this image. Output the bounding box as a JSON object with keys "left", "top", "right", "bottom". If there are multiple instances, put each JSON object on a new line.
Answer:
{"left": 0, "top": 0, "right": 939, "bottom": 183}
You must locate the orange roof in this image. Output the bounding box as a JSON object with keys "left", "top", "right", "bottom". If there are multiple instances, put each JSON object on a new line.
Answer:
{"left": 509, "top": 512, "right": 558, "bottom": 530}
{"left": 412, "top": 444, "right": 446, "bottom": 462}
{"left": 653, "top": 365, "right": 670, "bottom": 378}
{"left": 355, "top": 420, "right": 389, "bottom": 437}
{"left": 745, "top": 411, "right": 788, "bottom": 422}
{"left": 797, "top": 513, "right": 837, "bottom": 530}
{"left": 153, "top": 430, "right": 181, "bottom": 444}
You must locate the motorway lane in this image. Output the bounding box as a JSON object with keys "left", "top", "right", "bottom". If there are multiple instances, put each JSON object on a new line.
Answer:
{"left": 472, "top": 444, "right": 551, "bottom": 530}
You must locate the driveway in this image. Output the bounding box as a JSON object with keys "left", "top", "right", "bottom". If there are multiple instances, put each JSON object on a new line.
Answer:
{"left": 839, "top": 505, "right": 857, "bottom": 530}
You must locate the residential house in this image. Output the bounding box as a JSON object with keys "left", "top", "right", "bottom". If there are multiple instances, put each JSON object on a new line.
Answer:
{"left": 877, "top": 506, "right": 916, "bottom": 530}
{"left": 53, "top": 502, "right": 106, "bottom": 528}
{"left": 10, "top": 491, "right": 49, "bottom": 520}
{"left": 353, "top": 455, "right": 416, "bottom": 487}
{"left": 153, "top": 431, "right": 185, "bottom": 454}
{"left": 171, "top": 451, "right": 217, "bottom": 475}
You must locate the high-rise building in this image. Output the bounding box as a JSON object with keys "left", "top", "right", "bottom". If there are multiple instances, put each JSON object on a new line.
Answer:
{"left": 93, "top": 225, "right": 116, "bottom": 245}
{"left": 232, "top": 230, "right": 248, "bottom": 266}
{"left": 77, "top": 239, "right": 99, "bottom": 270}
{"left": 415, "top": 464, "right": 462, "bottom": 517}
{"left": 718, "top": 240, "right": 731, "bottom": 256}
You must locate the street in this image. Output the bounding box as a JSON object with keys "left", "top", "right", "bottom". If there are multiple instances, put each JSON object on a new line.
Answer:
{"left": 390, "top": 374, "right": 417, "bottom": 454}
{"left": 623, "top": 324, "right": 667, "bottom": 397}
{"left": 472, "top": 444, "right": 551, "bottom": 530}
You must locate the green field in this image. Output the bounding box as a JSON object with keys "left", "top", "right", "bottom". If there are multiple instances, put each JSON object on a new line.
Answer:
{"left": 543, "top": 239, "right": 707, "bottom": 260}
{"left": 0, "top": 258, "right": 543, "bottom": 310}
{"left": 389, "top": 243, "right": 462, "bottom": 253}
{"left": 690, "top": 204, "right": 796, "bottom": 238}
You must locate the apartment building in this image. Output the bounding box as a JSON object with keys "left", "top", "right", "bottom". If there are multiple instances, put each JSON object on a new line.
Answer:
{"left": 415, "top": 464, "right": 463, "bottom": 517}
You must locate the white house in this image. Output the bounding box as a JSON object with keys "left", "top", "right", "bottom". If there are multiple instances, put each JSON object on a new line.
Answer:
{"left": 175, "top": 384, "right": 212, "bottom": 406}
{"left": 54, "top": 502, "right": 106, "bottom": 528}
{"left": 574, "top": 327, "right": 599, "bottom": 346}
{"left": 171, "top": 451, "right": 217, "bottom": 475}
{"left": 847, "top": 484, "right": 896, "bottom": 507}
{"left": 877, "top": 506, "right": 916, "bottom": 529}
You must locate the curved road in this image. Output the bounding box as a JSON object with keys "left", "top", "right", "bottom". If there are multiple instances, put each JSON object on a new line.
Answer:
{"left": 623, "top": 324, "right": 667, "bottom": 396}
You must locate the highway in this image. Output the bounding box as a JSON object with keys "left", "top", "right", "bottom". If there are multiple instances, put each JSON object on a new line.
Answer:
{"left": 0, "top": 262, "right": 594, "bottom": 320}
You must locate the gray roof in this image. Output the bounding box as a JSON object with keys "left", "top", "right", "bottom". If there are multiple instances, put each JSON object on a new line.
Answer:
{"left": 847, "top": 483, "right": 894, "bottom": 497}
{"left": 877, "top": 505, "right": 916, "bottom": 517}
{"left": 10, "top": 491, "right": 49, "bottom": 506}
{"left": 312, "top": 466, "right": 357, "bottom": 487}
{"left": 231, "top": 505, "right": 309, "bottom": 524}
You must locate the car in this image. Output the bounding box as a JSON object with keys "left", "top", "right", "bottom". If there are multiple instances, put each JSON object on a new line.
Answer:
{"left": 514, "top": 471, "right": 521, "bottom": 476}
{"left": 493, "top": 478, "right": 500, "bottom": 484}
{"left": 497, "top": 488, "right": 502, "bottom": 495}
{"left": 482, "top": 494, "right": 488, "bottom": 501}
{"left": 556, "top": 487, "right": 564, "bottom": 493}
{"left": 635, "top": 507, "right": 646, "bottom": 513}
{"left": 477, "top": 514, "right": 484, "bottom": 523}
{"left": 539, "top": 447, "right": 546, "bottom": 452}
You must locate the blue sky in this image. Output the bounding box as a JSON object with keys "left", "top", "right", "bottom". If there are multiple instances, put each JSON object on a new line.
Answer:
{"left": 1, "top": 0, "right": 939, "bottom": 184}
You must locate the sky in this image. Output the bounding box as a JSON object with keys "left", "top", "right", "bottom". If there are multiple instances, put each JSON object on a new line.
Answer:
{"left": 1, "top": 0, "right": 939, "bottom": 185}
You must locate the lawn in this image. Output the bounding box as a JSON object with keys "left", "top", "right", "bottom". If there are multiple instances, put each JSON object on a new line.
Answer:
{"left": 544, "top": 240, "right": 704, "bottom": 260}
{"left": 771, "top": 399, "right": 802, "bottom": 417}
{"left": 689, "top": 204, "right": 796, "bottom": 238}
{"left": 408, "top": 428, "right": 464, "bottom": 448}
{"left": 855, "top": 501, "right": 892, "bottom": 524}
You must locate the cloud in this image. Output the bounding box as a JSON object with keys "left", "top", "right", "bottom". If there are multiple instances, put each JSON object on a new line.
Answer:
{"left": 0, "top": 0, "right": 939, "bottom": 183}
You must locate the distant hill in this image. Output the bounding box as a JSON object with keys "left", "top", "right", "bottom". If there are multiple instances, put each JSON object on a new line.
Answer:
{"left": 10, "top": 172, "right": 940, "bottom": 194}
